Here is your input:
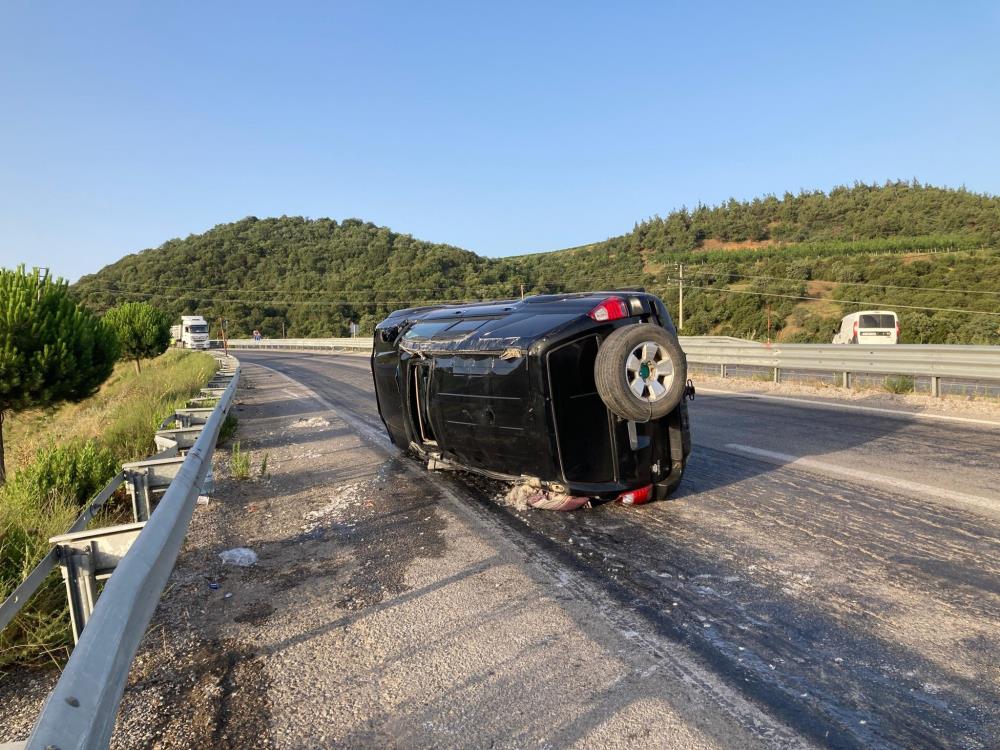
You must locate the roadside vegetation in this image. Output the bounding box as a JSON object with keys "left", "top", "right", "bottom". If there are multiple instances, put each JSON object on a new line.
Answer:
{"left": 226, "top": 440, "right": 269, "bottom": 481}
{"left": 229, "top": 441, "right": 251, "bottom": 480}
{"left": 103, "top": 301, "right": 171, "bottom": 374}
{"left": 71, "top": 181, "right": 1000, "bottom": 344}
{"left": 883, "top": 375, "right": 916, "bottom": 395}
{"left": 0, "top": 349, "right": 216, "bottom": 667}
{"left": 0, "top": 266, "right": 118, "bottom": 484}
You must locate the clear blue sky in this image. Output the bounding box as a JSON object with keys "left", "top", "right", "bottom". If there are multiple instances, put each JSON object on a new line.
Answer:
{"left": 1, "top": 1, "right": 998, "bottom": 282}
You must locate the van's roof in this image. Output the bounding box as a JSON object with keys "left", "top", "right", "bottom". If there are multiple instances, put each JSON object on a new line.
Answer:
{"left": 843, "top": 310, "right": 898, "bottom": 318}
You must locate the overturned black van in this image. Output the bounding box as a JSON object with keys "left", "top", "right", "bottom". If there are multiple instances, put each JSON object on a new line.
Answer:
{"left": 371, "top": 292, "right": 692, "bottom": 505}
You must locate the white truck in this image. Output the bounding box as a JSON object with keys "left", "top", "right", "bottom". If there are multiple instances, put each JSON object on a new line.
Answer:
{"left": 170, "top": 315, "right": 211, "bottom": 349}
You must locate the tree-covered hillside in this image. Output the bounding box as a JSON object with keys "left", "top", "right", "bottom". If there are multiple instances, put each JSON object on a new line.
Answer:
{"left": 73, "top": 217, "right": 523, "bottom": 337}
{"left": 71, "top": 182, "right": 1000, "bottom": 343}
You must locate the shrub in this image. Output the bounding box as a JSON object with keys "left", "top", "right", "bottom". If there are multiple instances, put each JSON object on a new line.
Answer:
{"left": 5, "top": 441, "right": 117, "bottom": 510}
{"left": 230, "top": 442, "right": 250, "bottom": 480}
{"left": 883, "top": 375, "right": 915, "bottom": 394}
{"left": 217, "top": 413, "right": 238, "bottom": 445}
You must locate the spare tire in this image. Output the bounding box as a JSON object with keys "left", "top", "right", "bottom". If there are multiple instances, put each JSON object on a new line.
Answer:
{"left": 594, "top": 324, "right": 687, "bottom": 421}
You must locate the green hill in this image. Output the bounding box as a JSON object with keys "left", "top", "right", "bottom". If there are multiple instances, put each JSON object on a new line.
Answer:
{"left": 71, "top": 182, "right": 1000, "bottom": 344}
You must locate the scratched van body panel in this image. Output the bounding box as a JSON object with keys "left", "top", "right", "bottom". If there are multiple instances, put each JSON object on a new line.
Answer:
{"left": 371, "top": 292, "right": 690, "bottom": 500}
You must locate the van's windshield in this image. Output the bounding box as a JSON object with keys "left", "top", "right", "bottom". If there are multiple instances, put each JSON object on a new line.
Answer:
{"left": 859, "top": 314, "right": 896, "bottom": 329}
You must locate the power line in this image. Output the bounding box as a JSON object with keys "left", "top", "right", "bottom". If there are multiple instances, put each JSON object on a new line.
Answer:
{"left": 78, "top": 271, "right": 1000, "bottom": 301}
{"left": 675, "top": 268, "right": 1000, "bottom": 297}
{"left": 77, "top": 287, "right": 509, "bottom": 307}
{"left": 77, "top": 276, "right": 1000, "bottom": 318}
{"left": 78, "top": 282, "right": 527, "bottom": 296}
{"left": 682, "top": 284, "right": 1000, "bottom": 317}
{"left": 97, "top": 284, "right": 1000, "bottom": 318}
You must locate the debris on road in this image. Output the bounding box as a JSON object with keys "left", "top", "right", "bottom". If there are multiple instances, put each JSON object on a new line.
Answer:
{"left": 292, "top": 416, "right": 330, "bottom": 429}
{"left": 301, "top": 480, "right": 367, "bottom": 531}
{"left": 499, "top": 483, "right": 591, "bottom": 512}
{"left": 219, "top": 547, "right": 258, "bottom": 567}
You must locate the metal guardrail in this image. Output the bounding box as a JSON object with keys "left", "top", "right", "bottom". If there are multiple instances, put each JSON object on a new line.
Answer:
{"left": 206, "top": 335, "right": 1000, "bottom": 395}
{"left": 0, "top": 474, "right": 125, "bottom": 634}
{"left": 12, "top": 355, "right": 240, "bottom": 750}
{"left": 678, "top": 339, "right": 1000, "bottom": 395}
{"left": 213, "top": 337, "right": 370, "bottom": 351}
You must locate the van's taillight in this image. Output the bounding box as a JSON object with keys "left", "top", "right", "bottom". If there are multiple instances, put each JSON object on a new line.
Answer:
{"left": 588, "top": 297, "right": 629, "bottom": 322}
{"left": 896, "top": 321, "right": 900, "bottom": 337}
{"left": 617, "top": 484, "right": 653, "bottom": 505}
{"left": 852, "top": 320, "right": 858, "bottom": 341}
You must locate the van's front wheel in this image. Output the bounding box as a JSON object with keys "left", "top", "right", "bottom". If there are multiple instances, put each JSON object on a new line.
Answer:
{"left": 595, "top": 324, "right": 687, "bottom": 421}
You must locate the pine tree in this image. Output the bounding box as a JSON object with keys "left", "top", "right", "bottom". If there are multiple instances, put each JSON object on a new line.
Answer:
{"left": 103, "top": 302, "right": 171, "bottom": 374}
{"left": 0, "top": 266, "right": 119, "bottom": 483}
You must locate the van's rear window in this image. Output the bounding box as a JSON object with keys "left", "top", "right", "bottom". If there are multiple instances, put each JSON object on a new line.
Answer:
{"left": 859, "top": 314, "right": 896, "bottom": 329}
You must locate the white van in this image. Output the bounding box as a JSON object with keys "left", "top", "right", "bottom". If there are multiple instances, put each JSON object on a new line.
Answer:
{"left": 832, "top": 311, "right": 899, "bottom": 345}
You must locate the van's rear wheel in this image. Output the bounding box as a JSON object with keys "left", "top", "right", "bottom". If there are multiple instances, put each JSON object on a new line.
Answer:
{"left": 595, "top": 324, "right": 687, "bottom": 421}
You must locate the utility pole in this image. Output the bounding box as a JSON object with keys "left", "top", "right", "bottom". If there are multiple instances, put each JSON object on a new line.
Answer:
{"left": 677, "top": 263, "right": 684, "bottom": 330}
{"left": 219, "top": 318, "right": 229, "bottom": 356}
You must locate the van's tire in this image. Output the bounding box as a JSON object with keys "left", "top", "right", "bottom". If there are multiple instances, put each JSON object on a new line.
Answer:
{"left": 594, "top": 324, "right": 687, "bottom": 422}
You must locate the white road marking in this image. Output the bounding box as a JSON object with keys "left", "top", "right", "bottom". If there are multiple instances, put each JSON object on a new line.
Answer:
{"left": 698, "top": 388, "right": 1000, "bottom": 428}
{"left": 724, "top": 443, "right": 998, "bottom": 515}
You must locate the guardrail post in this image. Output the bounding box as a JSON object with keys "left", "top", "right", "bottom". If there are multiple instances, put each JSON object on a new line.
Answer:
{"left": 842, "top": 371, "right": 851, "bottom": 389}
{"left": 126, "top": 469, "right": 152, "bottom": 523}
{"left": 720, "top": 364, "right": 726, "bottom": 378}
{"left": 931, "top": 375, "right": 941, "bottom": 398}
{"left": 50, "top": 523, "right": 146, "bottom": 643}
{"left": 58, "top": 543, "right": 97, "bottom": 643}
{"left": 773, "top": 367, "right": 780, "bottom": 383}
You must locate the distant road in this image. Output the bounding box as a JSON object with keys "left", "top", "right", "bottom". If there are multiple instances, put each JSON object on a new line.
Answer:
{"left": 237, "top": 351, "right": 1000, "bottom": 749}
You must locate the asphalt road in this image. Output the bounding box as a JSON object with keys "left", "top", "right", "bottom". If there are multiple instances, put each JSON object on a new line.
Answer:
{"left": 236, "top": 351, "right": 1000, "bottom": 750}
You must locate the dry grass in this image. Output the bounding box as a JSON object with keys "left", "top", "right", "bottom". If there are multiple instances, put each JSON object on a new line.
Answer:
{"left": 0, "top": 350, "right": 216, "bottom": 667}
